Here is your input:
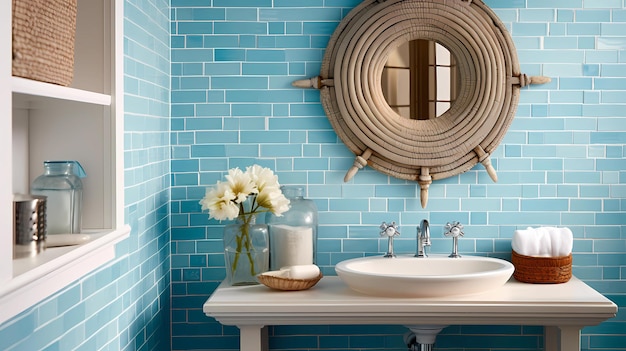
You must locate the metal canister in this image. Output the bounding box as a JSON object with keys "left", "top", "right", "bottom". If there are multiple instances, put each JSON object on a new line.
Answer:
{"left": 13, "top": 194, "right": 47, "bottom": 258}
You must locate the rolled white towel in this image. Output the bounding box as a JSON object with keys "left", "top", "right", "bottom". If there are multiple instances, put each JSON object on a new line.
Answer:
{"left": 548, "top": 227, "right": 573, "bottom": 257}
{"left": 512, "top": 227, "right": 541, "bottom": 256}
{"left": 512, "top": 226, "right": 573, "bottom": 257}
{"left": 549, "top": 227, "right": 560, "bottom": 257}
{"left": 511, "top": 229, "right": 525, "bottom": 255}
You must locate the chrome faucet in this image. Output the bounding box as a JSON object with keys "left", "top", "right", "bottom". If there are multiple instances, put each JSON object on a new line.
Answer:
{"left": 415, "top": 219, "right": 431, "bottom": 257}
{"left": 380, "top": 221, "right": 400, "bottom": 258}
{"left": 444, "top": 221, "right": 464, "bottom": 258}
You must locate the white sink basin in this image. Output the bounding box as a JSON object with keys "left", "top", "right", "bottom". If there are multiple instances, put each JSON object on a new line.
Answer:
{"left": 335, "top": 255, "right": 514, "bottom": 298}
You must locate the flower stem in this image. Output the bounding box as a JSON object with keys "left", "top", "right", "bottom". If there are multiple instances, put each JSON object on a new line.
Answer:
{"left": 230, "top": 196, "right": 263, "bottom": 276}
{"left": 232, "top": 231, "right": 242, "bottom": 271}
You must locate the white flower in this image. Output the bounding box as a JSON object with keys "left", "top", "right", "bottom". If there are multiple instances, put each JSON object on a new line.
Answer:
{"left": 225, "top": 167, "right": 256, "bottom": 203}
{"left": 199, "top": 164, "right": 291, "bottom": 221}
{"left": 247, "top": 164, "right": 280, "bottom": 193}
{"left": 257, "top": 185, "right": 290, "bottom": 216}
{"left": 200, "top": 182, "right": 240, "bottom": 221}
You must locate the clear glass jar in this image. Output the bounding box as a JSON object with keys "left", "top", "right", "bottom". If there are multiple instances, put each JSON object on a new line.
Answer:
{"left": 223, "top": 213, "right": 269, "bottom": 286}
{"left": 31, "top": 160, "right": 86, "bottom": 234}
{"left": 266, "top": 186, "right": 318, "bottom": 270}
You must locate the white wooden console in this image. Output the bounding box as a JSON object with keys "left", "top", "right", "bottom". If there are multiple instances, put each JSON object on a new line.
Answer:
{"left": 204, "top": 276, "right": 617, "bottom": 351}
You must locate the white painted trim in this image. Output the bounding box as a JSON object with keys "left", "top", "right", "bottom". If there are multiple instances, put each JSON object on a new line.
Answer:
{"left": 113, "top": 0, "right": 125, "bottom": 227}
{"left": 0, "top": 0, "right": 12, "bottom": 285}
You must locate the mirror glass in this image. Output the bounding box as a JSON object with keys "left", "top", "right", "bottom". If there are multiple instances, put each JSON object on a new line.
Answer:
{"left": 382, "top": 40, "right": 460, "bottom": 120}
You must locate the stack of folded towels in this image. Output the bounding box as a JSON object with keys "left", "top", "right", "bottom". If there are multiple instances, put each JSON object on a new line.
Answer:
{"left": 511, "top": 226, "right": 573, "bottom": 257}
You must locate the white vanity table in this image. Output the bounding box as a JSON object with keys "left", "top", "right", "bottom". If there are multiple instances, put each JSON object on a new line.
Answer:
{"left": 204, "top": 276, "right": 617, "bottom": 351}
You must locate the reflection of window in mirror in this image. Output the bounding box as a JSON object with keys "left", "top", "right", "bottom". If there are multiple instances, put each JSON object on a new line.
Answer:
{"left": 382, "top": 40, "right": 458, "bottom": 120}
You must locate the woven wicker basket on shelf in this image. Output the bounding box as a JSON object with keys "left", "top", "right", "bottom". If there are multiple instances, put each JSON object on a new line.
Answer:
{"left": 257, "top": 273, "right": 323, "bottom": 291}
{"left": 511, "top": 250, "right": 572, "bottom": 284}
{"left": 12, "top": 0, "right": 77, "bottom": 86}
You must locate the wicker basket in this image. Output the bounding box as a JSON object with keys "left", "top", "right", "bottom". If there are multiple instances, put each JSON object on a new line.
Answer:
{"left": 12, "top": 0, "right": 77, "bottom": 86}
{"left": 257, "top": 273, "right": 323, "bottom": 291}
{"left": 511, "top": 250, "right": 572, "bottom": 284}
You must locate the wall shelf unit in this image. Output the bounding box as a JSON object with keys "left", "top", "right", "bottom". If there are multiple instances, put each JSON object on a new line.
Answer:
{"left": 0, "top": 0, "right": 127, "bottom": 325}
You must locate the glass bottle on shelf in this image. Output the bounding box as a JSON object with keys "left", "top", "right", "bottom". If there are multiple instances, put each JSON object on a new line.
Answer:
{"left": 266, "top": 185, "right": 318, "bottom": 270}
{"left": 31, "top": 160, "right": 86, "bottom": 234}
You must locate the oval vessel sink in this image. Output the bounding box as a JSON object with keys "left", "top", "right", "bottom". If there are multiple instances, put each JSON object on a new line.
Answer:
{"left": 335, "top": 255, "right": 514, "bottom": 298}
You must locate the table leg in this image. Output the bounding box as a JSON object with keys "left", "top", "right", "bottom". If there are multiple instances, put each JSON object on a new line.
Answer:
{"left": 238, "top": 325, "right": 268, "bottom": 351}
{"left": 544, "top": 326, "right": 582, "bottom": 351}
{"left": 558, "top": 326, "right": 581, "bottom": 351}
{"left": 544, "top": 326, "right": 558, "bottom": 351}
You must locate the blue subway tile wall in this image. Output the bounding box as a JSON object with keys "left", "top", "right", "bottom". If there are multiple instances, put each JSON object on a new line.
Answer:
{"left": 0, "top": 0, "right": 171, "bottom": 350}
{"left": 171, "top": 0, "right": 625, "bottom": 350}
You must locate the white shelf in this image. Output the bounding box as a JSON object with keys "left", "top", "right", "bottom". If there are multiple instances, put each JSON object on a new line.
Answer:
{"left": 12, "top": 228, "right": 128, "bottom": 276}
{"left": 0, "top": 225, "right": 130, "bottom": 325}
{"left": 12, "top": 76, "right": 111, "bottom": 106}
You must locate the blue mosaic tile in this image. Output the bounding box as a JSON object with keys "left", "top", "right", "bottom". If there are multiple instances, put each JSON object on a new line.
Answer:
{"left": 10, "top": 1, "right": 626, "bottom": 351}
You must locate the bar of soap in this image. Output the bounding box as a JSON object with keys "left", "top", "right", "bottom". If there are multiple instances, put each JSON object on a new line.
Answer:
{"left": 282, "top": 265, "right": 320, "bottom": 280}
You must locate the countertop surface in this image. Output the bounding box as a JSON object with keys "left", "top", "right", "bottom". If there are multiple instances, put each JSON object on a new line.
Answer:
{"left": 204, "top": 276, "right": 617, "bottom": 327}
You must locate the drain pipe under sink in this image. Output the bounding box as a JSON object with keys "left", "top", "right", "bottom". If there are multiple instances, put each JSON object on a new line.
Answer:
{"left": 404, "top": 325, "right": 447, "bottom": 351}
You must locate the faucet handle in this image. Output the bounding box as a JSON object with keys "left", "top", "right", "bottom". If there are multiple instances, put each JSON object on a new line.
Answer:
{"left": 380, "top": 221, "right": 400, "bottom": 237}
{"left": 444, "top": 221, "right": 464, "bottom": 238}
{"left": 380, "top": 221, "right": 400, "bottom": 258}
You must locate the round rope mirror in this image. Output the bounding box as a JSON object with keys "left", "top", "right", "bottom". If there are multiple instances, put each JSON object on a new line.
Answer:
{"left": 293, "top": 0, "right": 549, "bottom": 207}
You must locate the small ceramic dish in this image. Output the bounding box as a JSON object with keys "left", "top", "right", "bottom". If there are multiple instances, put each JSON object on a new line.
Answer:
{"left": 257, "top": 272, "right": 323, "bottom": 291}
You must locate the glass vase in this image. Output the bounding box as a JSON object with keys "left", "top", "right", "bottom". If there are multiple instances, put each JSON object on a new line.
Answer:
{"left": 223, "top": 214, "right": 269, "bottom": 286}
